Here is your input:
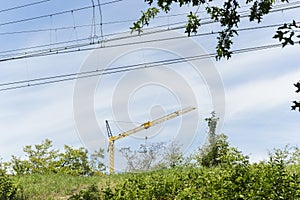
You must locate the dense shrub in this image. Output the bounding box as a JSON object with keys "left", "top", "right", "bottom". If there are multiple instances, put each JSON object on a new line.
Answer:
{"left": 99, "top": 163, "right": 299, "bottom": 199}
{"left": 100, "top": 152, "right": 300, "bottom": 199}
{"left": 0, "top": 172, "right": 17, "bottom": 200}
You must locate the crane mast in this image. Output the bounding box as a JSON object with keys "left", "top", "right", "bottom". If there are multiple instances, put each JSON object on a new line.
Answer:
{"left": 106, "top": 106, "right": 196, "bottom": 174}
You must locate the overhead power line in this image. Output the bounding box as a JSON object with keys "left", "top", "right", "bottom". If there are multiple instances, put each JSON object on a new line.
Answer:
{"left": 0, "top": 19, "right": 298, "bottom": 64}
{"left": 0, "top": 0, "right": 124, "bottom": 27}
{"left": 0, "top": 42, "right": 285, "bottom": 92}
{"left": 0, "top": 1, "right": 297, "bottom": 64}
{"left": 0, "top": 0, "right": 299, "bottom": 37}
{"left": 0, "top": 0, "right": 51, "bottom": 13}
{"left": 0, "top": 1, "right": 298, "bottom": 59}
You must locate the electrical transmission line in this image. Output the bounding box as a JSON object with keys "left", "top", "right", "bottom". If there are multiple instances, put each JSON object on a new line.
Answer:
{"left": 0, "top": 1, "right": 299, "bottom": 37}
{"left": 0, "top": 19, "right": 298, "bottom": 64}
{"left": 0, "top": 0, "right": 51, "bottom": 13}
{"left": 0, "top": 42, "right": 285, "bottom": 92}
{"left": 0, "top": 0, "right": 124, "bottom": 27}
{"left": 0, "top": 1, "right": 298, "bottom": 62}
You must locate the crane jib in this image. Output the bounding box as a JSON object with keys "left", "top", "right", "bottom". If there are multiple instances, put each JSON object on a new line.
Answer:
{"left": 106, "top": 106, "right": 196, "bottom": 173}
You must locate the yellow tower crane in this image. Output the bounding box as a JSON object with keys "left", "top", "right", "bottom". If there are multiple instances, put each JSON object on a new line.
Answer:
{"left": 105, "top": 106, "right": 196, "bottom": 174}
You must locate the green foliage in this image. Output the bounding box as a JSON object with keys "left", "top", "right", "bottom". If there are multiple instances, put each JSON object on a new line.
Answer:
{"left": 90, "top": 148, "right": 106, "bottom": 173}
{"left": 96, "top": 112, "right": 299, "bottom": 199}
{"left": 68, "top": 184, "right": 101, "bottom": 200}
{"left": 9, "top": 156, "right": 31, "bottom": 176}
{"left": 133, "top": 0, "right": 295, "bottom": 60}
{"left": 8, "top": 139, "right": 105, "bottom": 176}
{"left": 185, "top": 12, "right": 200, "bottom": 36}
{"left": 101, "top": 158, "right": 300, "bottom": 199}
{"left": 274, "top": 20, "right": 300, "bottom": 47}
{"left": 57, "top": 145, "right": 92, "bottom": 176}
{"left": 206, "top": 0, "right": 240, "bottom": 60}
{"left": 291, "top": 80, "right": 300, "bottom": 111}
{"left": 1, "top": 138, "right": 300, "bottom": 199}
{"left": 130, "top": 7, "right": 160, "bottom": 34}
{"left": 198, "top": 111, "right": 219, "bottom": 167}
{"left": 0, "top": 159, "right": 8, "bottom": 176}
{"left": 14, "top": 173, "right": 108, "bottom": 200}
{"left": 195, "top": 112, "right": 248, "bottom": 168}
{"left": 0, "top": 172, "right": 17, "bottom": 200}
{"left": 23, "top": 139, "right": 58, "bottom": 174}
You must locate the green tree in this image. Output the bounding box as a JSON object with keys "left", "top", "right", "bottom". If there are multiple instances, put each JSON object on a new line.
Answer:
{"left": 9, "top": 156, "right": 31, "bottom": 175}
{"left": 23, "top": 139, "right": 59, "bottom": 174}
{"left": 8, "top": 139, "right": 106, "bottom": 176}
{"left": 9, "top": 139, "right": 59, "bottom": 175}
{"left": 195, "top": 112, "right": 248, "bottom": 167}
{"left": 57, "top": 145, "right": 92, "bottom": 176}
{"left": 90, "top": 148, "right": 106, "bottom": 173}
{"left": 195, "top": 111, "right": 220, "bottom": 167}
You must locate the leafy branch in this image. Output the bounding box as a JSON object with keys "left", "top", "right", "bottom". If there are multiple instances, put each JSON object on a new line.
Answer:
{"left": 130, "top": 7, "right": 160, "bottom": 34}
{"left": 291, "top": 80, "right": 300, "bottom": 112}
{"left": 273, "top": 20, "right": 300, "bottom": 47}
{"left": 131, "top": 0, "right": 291, "bottom": 60}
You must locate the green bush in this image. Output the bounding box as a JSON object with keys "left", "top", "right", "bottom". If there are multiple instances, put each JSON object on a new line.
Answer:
{"left": 100, "top": 159, "right": 300, "bottom": 199}
{"left": 0, "top": 172, "right": 17, "bottom": 200}
{"left": 99, "top": 131, "right": 300, "bottom": 199}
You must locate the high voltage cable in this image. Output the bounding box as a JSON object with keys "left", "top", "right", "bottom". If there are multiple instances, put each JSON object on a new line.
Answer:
{"left": 0, "top": 43, "right": 285, "bottom": 92}
{"left": 0, "top": 19, "right": 298, "bottom": 64}
{"left": 0, "top": 0, "right": 295, "bottom": 57}
{"left": 0, "top": 13, "right": 194, "bottom": 37}
{"left": 0, "top": 2, "right": 297, "bottom": 62}
{"left": 0, "top": 0, "right": 124, "bottom": 27}
{"left": 0, "top": 0, "right": 50, "bottom": 13}
{"left": 0, "top": 1, "right": 298, "bottom": 55}
{"left": 0, "top": 1, "right": 298, "bottom": 59}
{"left": 0, "top": 0, "right": 299, "bottom": 37}
{"left": 0, "top": 16, "right": 268, "bottom": 55}
{"left": 0, "top": 37, "right": 91, "bottom": 55}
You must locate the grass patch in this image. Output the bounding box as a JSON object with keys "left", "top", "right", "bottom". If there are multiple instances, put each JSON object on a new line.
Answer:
{"left": 14, "top": 174, "right": 111, "bottom": 200}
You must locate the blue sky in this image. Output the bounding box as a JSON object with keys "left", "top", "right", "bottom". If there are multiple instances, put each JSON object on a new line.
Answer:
{"left": 0, "top": 0, "right": 299, "bottom": 171}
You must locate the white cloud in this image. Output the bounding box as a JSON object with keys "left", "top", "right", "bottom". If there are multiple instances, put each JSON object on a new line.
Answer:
{"left": 225, "top": 68, "right": 300, "bottom": 120}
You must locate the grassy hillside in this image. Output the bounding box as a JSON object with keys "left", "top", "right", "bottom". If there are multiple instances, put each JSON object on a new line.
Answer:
{"left": 9, "top": 163, "right": 300, "bottom": 200}
{"left": 1, "top": 133, "right": 299, "bottom": 199}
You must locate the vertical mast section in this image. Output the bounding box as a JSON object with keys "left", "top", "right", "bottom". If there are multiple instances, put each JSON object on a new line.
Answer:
{"left": 106, "top": 120, "right": 114, "bottom": 174}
